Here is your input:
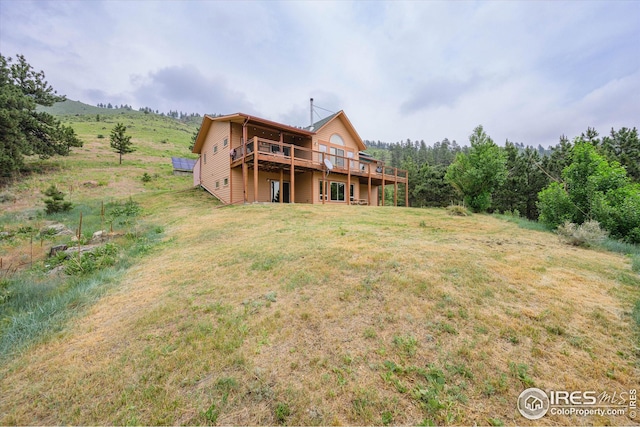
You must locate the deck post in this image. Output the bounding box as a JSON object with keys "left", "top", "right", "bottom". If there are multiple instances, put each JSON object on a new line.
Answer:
{"left": 290, "top": 146, "right": 295, "bottom": 203}
{"left": 242, "top": 123, "right": 248, "bottom": 203}
{"left": 368, "top": 163, "right": 372, "bottom": 206}
{"left": 394, "top": 167, "right": 398, "bottom": 207}
{"left": 347, "top": 157, "right": 351, "bottom": 205}
{"left": 405, "top": 178, "right": 409, "bottom": 207}
{"left": 253, "top": 136, "right": 259, "bottom": 203}
{"left": 279, "top": 168, "right": 284, "bottom": 204}
{"left": 381, "top": 166, "right": 385, "bottom": 206}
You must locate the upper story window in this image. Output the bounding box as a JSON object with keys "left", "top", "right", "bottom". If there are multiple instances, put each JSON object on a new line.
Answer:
{"left": 330, "top": 134, "right": 345, "bottom": 146}
{"left": 223, "top": 138, "right": 228, "bottom": 147}
{"left": 214, "top": 145, "right": 218, "bottom": 154}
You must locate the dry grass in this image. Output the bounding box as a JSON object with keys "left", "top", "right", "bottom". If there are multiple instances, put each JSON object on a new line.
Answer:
{"left": 0, "top": 195, "right": 638, "bottom": 425}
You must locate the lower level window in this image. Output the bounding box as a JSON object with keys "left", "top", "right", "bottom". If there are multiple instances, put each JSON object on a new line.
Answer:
{"left": 330, "top": 182, "right": 345, "bottom": 201}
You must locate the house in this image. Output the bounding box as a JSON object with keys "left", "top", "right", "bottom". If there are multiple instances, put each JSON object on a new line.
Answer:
{"left": 191, "top": 108, "right": 408, "bottom": 206}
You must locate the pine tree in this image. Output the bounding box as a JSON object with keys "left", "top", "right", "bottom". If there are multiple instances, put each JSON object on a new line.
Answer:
{"left": 110, "top": 123, "right": 135, "bottom": 164}
{"left": 0, "top": 54, "right": 82, "bottom": 183}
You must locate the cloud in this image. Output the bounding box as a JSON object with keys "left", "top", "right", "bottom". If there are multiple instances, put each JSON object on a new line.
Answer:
{"left": 399, "top": 75, "right": 482, "bottom": 114}
{"left": 130, "top": 65, "right": 254, "bottom": 115}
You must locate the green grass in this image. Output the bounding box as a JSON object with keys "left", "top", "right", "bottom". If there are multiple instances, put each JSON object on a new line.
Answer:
{"left": 0, "top": 201, "right": 163, "bottom": 358}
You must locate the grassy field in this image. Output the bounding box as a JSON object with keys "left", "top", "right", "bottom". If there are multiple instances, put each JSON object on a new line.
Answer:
{"left": 0, "top": 104, "right": 639, "bottom": 425}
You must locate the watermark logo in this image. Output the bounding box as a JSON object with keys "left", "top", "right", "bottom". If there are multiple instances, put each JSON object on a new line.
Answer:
{"left": 517, "top": 388, "right": 636, "bottom": 420}
{"left": 518, "top": 387, "right": 550, "bottom": 420}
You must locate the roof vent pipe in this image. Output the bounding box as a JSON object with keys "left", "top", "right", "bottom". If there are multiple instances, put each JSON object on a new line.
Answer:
{"left": 309, "top": 98, "right": 314, "bottom": 130}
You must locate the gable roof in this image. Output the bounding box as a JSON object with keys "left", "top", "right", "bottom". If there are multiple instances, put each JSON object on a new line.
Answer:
{"left": 309, "top": 110, "right": 366, "bottom": 151}
{"left": 192, "top": 113, "right": 314, "bottom": 154}
{"left": 192, "top": 110, "right": 366, "bottom": 153}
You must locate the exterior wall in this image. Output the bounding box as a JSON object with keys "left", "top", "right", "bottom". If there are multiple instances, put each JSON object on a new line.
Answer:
{"left": 359, "top": 183, "right": 379, "bottom": 206}
{"left": 295, "top": 171, "right": 313, "bottom": 204}
{"left": 313, "top": 116, "right": 360, "bottom": 160}
{"left": 231, "top": 167, "right": 244, "bottom": 203}
{"left": 200, "top": 121, "right": 231, "bottom": 203}
{"left": 313, "top": 172, "right": 360, "bottom": 204}
{"left": 193, "top": 159, "right": 201, "bottom": 187}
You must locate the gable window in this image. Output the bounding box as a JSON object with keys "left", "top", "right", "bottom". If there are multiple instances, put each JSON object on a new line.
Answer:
{"left": 330, "top": 134, "right": 345, "bottom": 146}
{"left": 223, "top": 137, "right": 228, "bottom": 147}
{"left": 330, "top": 182, "right": 345, "bottom": 202}
{"left": 214, "top": 145, "right": 218, "bottom": 154}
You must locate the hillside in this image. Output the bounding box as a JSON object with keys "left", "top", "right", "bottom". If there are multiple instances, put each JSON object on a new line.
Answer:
{"left": 0, "top": 105, "right": 639, "bottom": 425}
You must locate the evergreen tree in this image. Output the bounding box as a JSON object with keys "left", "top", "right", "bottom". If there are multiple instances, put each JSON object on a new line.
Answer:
{"left": 110, "top": 123, "right": 135, "bottom": 164}
{"left": 0, "top": 54, "right": 82, "bottom": 184}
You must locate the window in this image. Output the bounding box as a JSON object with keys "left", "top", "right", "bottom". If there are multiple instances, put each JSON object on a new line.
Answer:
{"left": 330, "top": 147, "right": 345, "bottom": 167}
{"left": 350, "top": 184, "right": 355, "bottom": 201}
{"left": 215, "top": 180, "right": 220, "bottom": 189}
{"left": 223, "top": 137, "right": 228, "bottom": 147}
{"left": 223, "top": 177, "right": 229, "bottom": 186}
{"left": 319, "top": 179, "right": 327, "bottom": 200}
{"left": 204, "top": 153, "right": 207, "bottom": 164}
{"left": 214, "top": 145, "right": 218, "bottom": 154}
{"left": 330, "top": 134, "right": 345, "bottom": 146}
{"left": 330, "top": 182, "right": 345, "bottom": 202}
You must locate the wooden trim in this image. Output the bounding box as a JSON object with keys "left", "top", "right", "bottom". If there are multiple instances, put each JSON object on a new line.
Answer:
{"left": 242, "top": 124, "right": 248, "bottom": 203}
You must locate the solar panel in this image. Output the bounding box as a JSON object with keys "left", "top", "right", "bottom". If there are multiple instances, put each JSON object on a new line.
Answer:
{"left": 171, "top": 157, "right": 197, "bottom": 171}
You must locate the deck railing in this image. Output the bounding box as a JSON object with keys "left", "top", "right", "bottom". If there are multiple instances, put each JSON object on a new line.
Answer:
{"left": 233, "top": 136, "right": 407, "bottom": 181}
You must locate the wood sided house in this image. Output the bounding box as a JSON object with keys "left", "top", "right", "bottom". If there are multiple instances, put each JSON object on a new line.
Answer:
{"left": 191, "top": 108, "right": 408, "bottom": 206}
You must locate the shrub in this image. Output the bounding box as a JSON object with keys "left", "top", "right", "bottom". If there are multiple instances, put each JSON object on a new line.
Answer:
{"left": 42, "top": 184, "right": 72, "bottom": 214}
{"left": 97, "top": 134, "right": 105, "bottom": 139}
{"left": 557, "top": 220, "right": 608, "bottom": 247}
{"left": 447, "top": 205, "right": 471, "bottom": 216}
{"left": 0, "top": 191, "right": 16, "bottom": 203}
{"left": 141, "top": 172, "right": 152, "bottom": 183}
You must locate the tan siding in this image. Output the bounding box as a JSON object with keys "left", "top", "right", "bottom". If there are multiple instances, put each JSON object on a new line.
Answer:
{"left": 295, "top": 172, "right": 313, "bottom": 204}
{"left": 314, "top": 118, "right": 360, "bottom": 159}
{"left": 231, "top": 123, "right": 243, "bottom": 149}
{"left": 200, "top": 121, "right": 231, "bottom": 203}
{"left": 231, "top": 168, "right": 244, "bottom": 203}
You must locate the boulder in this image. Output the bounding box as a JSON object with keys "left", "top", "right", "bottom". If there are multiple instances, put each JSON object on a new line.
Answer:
{"left": 49, "top": 244, "right": 68, "bottom": 257}
{"left": 41, "top": 223, "right": 74, "bottom": 236}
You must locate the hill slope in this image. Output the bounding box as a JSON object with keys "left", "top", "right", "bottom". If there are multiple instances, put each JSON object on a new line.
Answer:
{"left": 1, "top": 198, "right": 638, "bottom": 425}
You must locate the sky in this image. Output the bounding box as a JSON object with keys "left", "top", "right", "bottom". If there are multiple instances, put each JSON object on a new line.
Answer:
{"left": 1, "top": 0, "right": 639, "bottom": 147}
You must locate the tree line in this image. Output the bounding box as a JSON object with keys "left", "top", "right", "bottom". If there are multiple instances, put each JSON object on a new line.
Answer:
{"left": 374, "top": 125, "right": 640, "bottom": 243}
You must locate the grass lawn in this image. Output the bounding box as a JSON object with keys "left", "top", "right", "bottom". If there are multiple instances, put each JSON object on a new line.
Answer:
{"left": 1, "top": 194, "right": 638, "bottom": 425}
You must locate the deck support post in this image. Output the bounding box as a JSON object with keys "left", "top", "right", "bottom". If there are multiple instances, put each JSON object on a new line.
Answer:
{"left": 368, "top": 163, "right": 372, "bottom": 206}
{"left": 253, "top": 136, "right": 259, "bottom": 203}
{"left": 394, "top": 167, "right": 398, "bottom": 207}
{"left": 290, "top": 146, "right": 295, "bottom": 203}
{"left": 347, "top": 159, "right": 351, "bottom": 205}
{"left": 381, "top": 167, "right": 385, "bottom": 206}
{"left": 279, "top": 169, "right": 284, "bottom": 204}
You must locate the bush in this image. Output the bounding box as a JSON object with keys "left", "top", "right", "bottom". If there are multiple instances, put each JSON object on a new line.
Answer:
{"left": 557, "top": 220, "right": 608, "bottom": 247}
{"left": 42, "top": 185, "right": 72, "bottom": 214}
{"left": 141, "top": 172, "right": 152, "bottom": 183}
{"left": 0, "top": 191, "right": 16, "bottom": 203}
{"left": 538, "top": 182, "right": 576, "bottom": 228}
{"left": 447, "top": 205, "right": 471, "bottom": 216}
{"left": 97, "top": 134, "right": 105, "bottom": 139}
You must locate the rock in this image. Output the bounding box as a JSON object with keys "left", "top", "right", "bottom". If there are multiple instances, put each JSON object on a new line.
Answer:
{"left": 64, "top": 244, "right": 100, "bottom": 256}
{"left": 48, "top": 265, "right": 66, "bottom": 276}
{"left": 49, "top": 244, "right": 68, "bottom": 257}
{"left": 41, "top": 223, "right": 74, "bottom": 236}
{"left": 90, "top": 230, "right": 107, "bottom": 243}
{"left": 0, "top": 231, "right": 12, "bottom": 240}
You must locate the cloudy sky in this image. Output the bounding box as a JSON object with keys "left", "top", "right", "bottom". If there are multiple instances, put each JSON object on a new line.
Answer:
{"left": 1, "top": 0, "right": 638, "bottom": 146}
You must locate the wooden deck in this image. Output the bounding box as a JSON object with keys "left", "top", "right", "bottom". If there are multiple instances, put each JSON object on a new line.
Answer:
{"left": 230, "top": 137, "right": 408, "bottom": 184}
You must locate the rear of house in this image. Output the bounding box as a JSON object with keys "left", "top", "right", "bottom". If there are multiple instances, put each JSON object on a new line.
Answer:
{"left": 192, "top": 109, "right": 407, "bottom": 206}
